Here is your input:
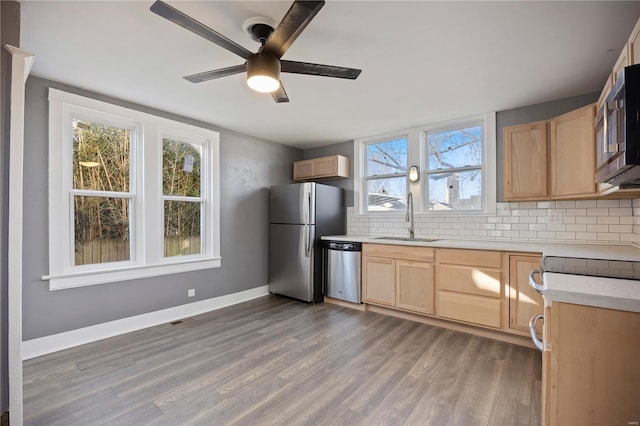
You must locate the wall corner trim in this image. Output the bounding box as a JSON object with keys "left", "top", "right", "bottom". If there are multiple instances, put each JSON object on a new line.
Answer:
{"left": 22, "top": 285, "right": 269, "bottom": 360}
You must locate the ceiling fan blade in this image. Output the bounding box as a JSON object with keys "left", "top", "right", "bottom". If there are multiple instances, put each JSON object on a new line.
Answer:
{"left": 271, "top": 82, "right": 290, "bottom": 103}
{"left": 183, "top": 64, "right": 247, "bottom": 83}
{"left": 261, "top": 1, "right": 325, "bottom": 59}
{"left": 280, "top": 60, "right": 361, "bottom": 79}
{"left": 150, "top": 1, "right": 252, "bottom": 60}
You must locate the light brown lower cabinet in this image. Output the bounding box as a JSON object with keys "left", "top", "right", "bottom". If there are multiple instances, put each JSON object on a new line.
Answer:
{"left": 396, "top": 260, "right": 435, "bottom": 315}
{"left": 543, "top": 301, "right": 640, "bottom": 426}
{"left": 362, "top": 244, "right": 435, "bottom": 315}
{"left": 437, "top": 249, "right": 503, "bottom": 329}
{"left": 362, "top": 256, "right": 395, "bottom": 307}
{"left": 508, "top": 254, "right": 543, "bottom": 335}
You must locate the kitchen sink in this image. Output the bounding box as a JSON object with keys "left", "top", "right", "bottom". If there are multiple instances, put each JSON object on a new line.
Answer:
{"left": 375, "top": 236, "right": 440, "bottom": 243}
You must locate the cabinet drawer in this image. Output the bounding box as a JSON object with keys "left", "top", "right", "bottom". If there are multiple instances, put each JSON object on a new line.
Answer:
{"left": 363, "top": 243, "right": 435, "bottom": 262}
{"left": 438, "top": 291, "right": 502, "bottom": 329}
{"left": 438, "top": 249, "right": 501, "bottom": 268}
{"left": 438, "top": 264, "right": 501, "bottom": 298}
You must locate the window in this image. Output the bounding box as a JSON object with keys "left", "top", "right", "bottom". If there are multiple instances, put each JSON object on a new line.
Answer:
{"left": 425, "top": 121, "right": 484, "bottom": 211}
{"left": 355, "top": 113, "right": 495, "bottom": 215}
{"left": 47, "top": 89, "right": 220, "bottom": 290}
{"left": 364, "top": 137, "right": 408, "bottom": 212}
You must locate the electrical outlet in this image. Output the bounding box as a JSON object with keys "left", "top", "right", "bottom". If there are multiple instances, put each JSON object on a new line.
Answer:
{"left": 548, "top": 210, "right": 563, "bottom": 224}
{"left": 188, "top": 288, "right": 195, "bottom": 298}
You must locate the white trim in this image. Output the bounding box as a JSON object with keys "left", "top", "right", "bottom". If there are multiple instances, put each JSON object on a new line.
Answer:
{"left": 43, "top": 257, "right": 222, "bottom": 290}
{"left": 5, "top": 44, "right": 35, "bottom": 426}
{"left": 22, "top": 285, "right": 270, "bottom": 360}
{"left": 47, "top": 88, "right": 221, "bottom": 290}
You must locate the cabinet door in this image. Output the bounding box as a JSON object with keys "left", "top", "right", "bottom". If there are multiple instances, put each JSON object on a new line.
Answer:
{"left": 508, "top": 255, "right": 543, "bottom": 335}
{"left": 293, "top": 159, "right": 314, "bottom": 180}
{"left": 630, "top": 17, "right": 640, "bottom": 65}
{"left": 503, "top": 121, "right": 548, "bottom": 200}
{"left": 313, "top": 156, "right": 338, "bottom": 177}
{"left": 362, "top": 256, "right": 395, "bottom": 307}
{"left": 612, "top": 45, "right": 629, "bottom": 82}
{"left": 547, "top": 303, "right": 640, "bottom": 426}
{"left": 395, "top": 260, "right": 434, "bottom": 315}
{"left": 549, "top": 104, "right": 597, "bottom": 199}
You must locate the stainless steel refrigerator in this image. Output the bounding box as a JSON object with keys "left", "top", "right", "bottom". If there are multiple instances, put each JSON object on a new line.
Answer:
{"left": 269, "top": 182, "right": 345, "bottom": 303}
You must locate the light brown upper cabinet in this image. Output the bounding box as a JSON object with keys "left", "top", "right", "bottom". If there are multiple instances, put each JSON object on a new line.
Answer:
{"left": 630, "top": 17, "right": 640, "bottom": 65}
{"left": 503, "top": 121, "right": 548, "bottom": 200}
{"left": 613, "top": 45, "right": 629, "bottom": 82}
{"left": 293, "top": 155, "right": 349, "bottom": 181}
{"left": 549, "top": 104, "right": 598, "bottom": 199}
{"left": 503, "top": 104, "right": 597, "bottom": 201}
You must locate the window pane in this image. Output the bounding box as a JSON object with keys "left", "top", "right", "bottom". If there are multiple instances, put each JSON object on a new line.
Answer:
{"left": 428, "top": 170, "right": 482, "bottom": 211}
{"left": 73, "top": 120, "right": 130, "bottom": 192}
{"left": 163, "top": 139, "right": 202, "bottom": 197}
{"left": 367, "top": 138, "right": 407, "bottom": 176}
{"left": 74, "top": 196, "right": 130, "bottom": 265}
{"left": 164, "top": 200, "right": 201, "bottom": 257}
{"left": 427, "top": 125, "right": 482, "bottom": 170}
{"left": 366, "top": 177, "right": 407, "bottom": 212}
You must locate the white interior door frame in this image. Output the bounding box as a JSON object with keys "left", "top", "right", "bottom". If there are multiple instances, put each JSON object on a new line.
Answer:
{"left": 5, "top": 44, "right": 35, "bottom": 426}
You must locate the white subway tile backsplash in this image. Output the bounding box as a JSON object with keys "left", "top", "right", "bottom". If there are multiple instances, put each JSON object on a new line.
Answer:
{"left": 576, "top": 216, "right": 598, "bottom": 224}
{"left": 596, "top": 199, "right": 621, "bottom": 208}
{"left": 587, "top": 208, "right": 609, "bottom": 216}
{"left": 597, "top": 216, "right": 620, "bottom": 225}
{"left": 566, "top": 208, "right": 587, "bottom": 216}
{"left": 587, "top": 224, "right": 609, "bottom": 233}
{"left": 555, "top": 201, "right": 576, "bottom": 208}
{"left": 575, "top": 200, "right": 597, "bottom": 208}
{"left": 346, "top": 197, "right": 640, "bottom": 245}
{"left": 609, "top": 207, "right": 633, "bottom": 216}
{"left": 608, "top": 224, "right": 632, "bottom": 233}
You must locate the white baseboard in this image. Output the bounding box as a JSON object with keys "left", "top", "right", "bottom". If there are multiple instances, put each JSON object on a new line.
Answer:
{"left": 22, "top": 285, "right": 269, "bottom": 360}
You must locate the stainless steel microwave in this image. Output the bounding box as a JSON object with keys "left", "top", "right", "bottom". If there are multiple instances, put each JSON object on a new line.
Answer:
{"left": 595, "top": 63, "right": 640, "bottom": 186}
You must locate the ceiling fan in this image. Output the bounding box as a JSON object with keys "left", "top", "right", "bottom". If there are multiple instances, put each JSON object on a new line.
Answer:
{"left": 150, "top": 0, "right": 362, "bottom": 103}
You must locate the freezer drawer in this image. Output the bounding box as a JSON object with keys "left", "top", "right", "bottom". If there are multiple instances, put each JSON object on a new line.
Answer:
{"left": 324, "top": 241, "right": 362, "bottom": 304}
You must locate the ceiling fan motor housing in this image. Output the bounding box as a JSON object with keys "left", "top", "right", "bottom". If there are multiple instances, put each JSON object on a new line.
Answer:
{"left": 247, "top": 53, "right": 280, "bottom": 78}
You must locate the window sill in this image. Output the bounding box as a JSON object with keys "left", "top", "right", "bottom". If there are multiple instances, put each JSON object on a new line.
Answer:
{"left": 43, "top": 257, "right": 222, "bottom": 291}
{"left": 354, "top": 209, "right": 496, "bottom": 218}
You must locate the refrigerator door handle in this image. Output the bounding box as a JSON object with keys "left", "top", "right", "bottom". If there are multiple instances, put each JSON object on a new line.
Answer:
{"left": 305, "top": 224, "right": 314, "bottom": 257}
{"left": 303, "top": 190, "right": 311, "bottom": 225}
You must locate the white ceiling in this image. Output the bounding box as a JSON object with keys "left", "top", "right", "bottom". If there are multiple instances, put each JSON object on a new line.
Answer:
{"left": 20, "top": 1, "right": 640, "bottom": 149}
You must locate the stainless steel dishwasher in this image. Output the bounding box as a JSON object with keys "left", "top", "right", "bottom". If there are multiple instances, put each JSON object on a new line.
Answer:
{"left": 323, "top": 241, "right": 362, "bottom": 303}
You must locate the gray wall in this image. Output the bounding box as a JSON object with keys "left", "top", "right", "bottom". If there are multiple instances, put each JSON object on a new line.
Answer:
{"left": 1, "top": 0, "right": 20, "bottom": 414}
{"left": 496, "top": 92, "right": 599, "bottom": 200}
{"left": 303, "top": 141, "right": 355, "bottom": 207}
{"left": 23, "top": 76, "right": 302, "bottom": 340}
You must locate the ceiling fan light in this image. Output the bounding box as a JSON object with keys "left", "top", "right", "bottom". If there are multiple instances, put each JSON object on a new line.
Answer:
{"left": 247, "top": 75, "right": 280, "bottom": 93}
{"left": 246, "top": 53, "right": 280, "bottom": 93}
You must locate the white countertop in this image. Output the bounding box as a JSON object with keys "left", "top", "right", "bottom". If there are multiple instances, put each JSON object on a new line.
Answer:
{"left": 322, "top": 235, "right": 640, "bottom": 261}
{"left": 543, "top": 272, "right": 640, "bottom": 313}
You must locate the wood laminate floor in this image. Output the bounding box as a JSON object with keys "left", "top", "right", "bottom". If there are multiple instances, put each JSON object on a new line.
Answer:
{"left": 23, "top": 295, "right": 542, "bottom": 426}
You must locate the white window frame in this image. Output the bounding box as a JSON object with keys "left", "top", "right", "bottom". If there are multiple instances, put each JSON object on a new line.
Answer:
{"left": 46, "top": 89, "right": 221, "bottom": 290}
{"left": 354, "top": 112, "right": 496, "bottom": 216}
{"left": 361, "top": 133, "right": 410, "bottom": 213}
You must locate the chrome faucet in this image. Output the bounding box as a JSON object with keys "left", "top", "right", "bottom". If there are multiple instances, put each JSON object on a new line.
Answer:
{"left": 406, "top": 192, "right": 415, "bottom": 239}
